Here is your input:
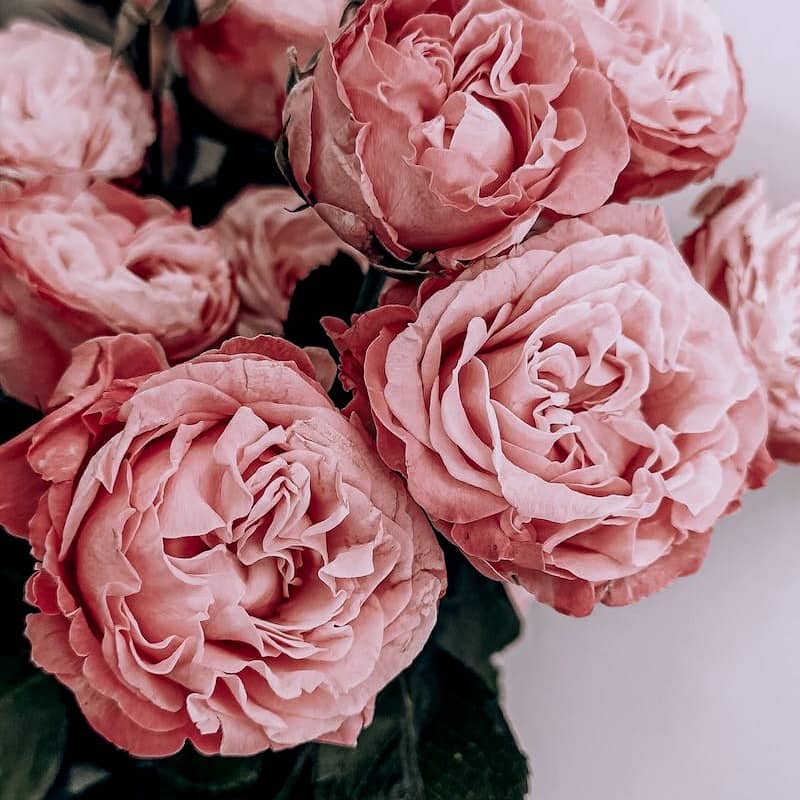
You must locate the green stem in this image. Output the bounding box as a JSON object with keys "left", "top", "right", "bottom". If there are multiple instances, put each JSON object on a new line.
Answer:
{"left": 272, "top": 747, "right": 313, "bottom": 800}
{"left": 353, "top": 267, "right": 387, "bottom": 315}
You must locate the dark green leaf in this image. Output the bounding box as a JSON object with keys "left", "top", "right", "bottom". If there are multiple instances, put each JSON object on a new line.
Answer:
{"left": 353, "top": 268, "right": 387, "bottom": 315}
{"left": 0, "top": 669, "right": 68, "bottom": 800}
{"left": 271, "top": 747, "right": 315, "bottom": 800}
{"left": 418, "top": 652, "right": 529, "bottom": 800}
{"left": 315, "top": 661, "right": 431, "bottom": 800}
{"left": 315, "top": 649, "right": 528, "bottom": 800}
{"left": 156, "top": 748, "right": 263, "bottom": 795}
{"left": 0, "top": 655, "right": 30, "bottom": 689}
{"left": 149, "top": 746, "right": 315, "bottom": 799}
{"left": 433, "top": 539, "right": 521, "bottom": 691}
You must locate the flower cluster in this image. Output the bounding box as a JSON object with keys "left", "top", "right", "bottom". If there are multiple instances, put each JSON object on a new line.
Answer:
{"left": 0, "top": 0, "right": 789, "bottom": 783}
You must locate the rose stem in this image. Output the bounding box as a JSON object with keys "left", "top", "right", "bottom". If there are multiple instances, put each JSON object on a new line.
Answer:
{"left": 353, "top": 266, "right": 387, "bottom": 315}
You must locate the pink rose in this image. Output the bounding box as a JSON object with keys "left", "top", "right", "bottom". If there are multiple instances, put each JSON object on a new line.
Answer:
{"left": 177, "top": 0, "right": 346, "bottom": 139}
{"left": 284, "top": 0, "right": 630, "bottom": 265}
{"left": 0, "top": 178, "right": 236, "bottom": 408}
{"left": 572, "top": 0, "right": 745, "bottom": 200}
{"left": 214, "top": 186, "right": 365, "bottom": 337}
{"left": 683, "top": 178, "right": 800, "bottom": 462}
{"left": 327, "top": 204, "right": 772, "bottom": 616}
{"left": 0, "top": 22, "right": 155, "bottom": 191}
{"left": 0, "top": 334, "right": 445, "bottom": 756}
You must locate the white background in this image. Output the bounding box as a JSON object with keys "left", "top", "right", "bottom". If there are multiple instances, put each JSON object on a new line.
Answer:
{"left": 501, "top": 3, "right": 800, "bottom": 798}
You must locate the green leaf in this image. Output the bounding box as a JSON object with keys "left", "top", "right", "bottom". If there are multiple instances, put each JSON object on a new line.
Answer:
{"left": 315, "top": 666, "right": 429, "bottom": 800}
{"left": 0, "top": 668, "right": 68, "bottom": 800}
{"left": 315, "top": 649, "right": 528, "bottom": 800}
{"left": 271, "top": 747, "right": 315, "bottom": 800}
{"left": 152, "top": 745, "right": 314, "bottom": 799}
{"left": 433, "top": 539, "right": 521, "bottom": 691}
{"left": 418, "top": 652, "right": 529, "bottom": 800}
{"left": 156, "top": 748, "right": 264, "bottom": 795}
{"left": 353, "top": 268, "right": 387, "bottom": 315}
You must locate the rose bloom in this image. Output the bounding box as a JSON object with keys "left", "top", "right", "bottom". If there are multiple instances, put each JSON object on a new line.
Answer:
{"left": 683, "top": 178, "right": 800, "bottom": 462}
{"left": 0, "top": 22, "right": 154, "bottom": 190}
{"left": 327, "top": 204, "right": 772, "bottom": 616}
{"left": 0, "top": 334, "right": 445, "bottom": 756}
{"left": 215, "top": 186, "right": 365, "bottom": 337}
{"left": 0, "top": 179, "right": 236, "bottom": 408}
{"left": 177, "top": 1, "right": 346, "bottom": 140}
{"left": 572, "top": 0, "right": 745, "bottom": 200}
{"left": 284, "top": 0, "right": 630, "bottom": 265}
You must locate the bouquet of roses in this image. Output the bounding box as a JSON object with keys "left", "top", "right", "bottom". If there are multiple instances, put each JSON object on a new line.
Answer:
{"left": 0, "top": 1, "right": 796, "bottom": 798}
